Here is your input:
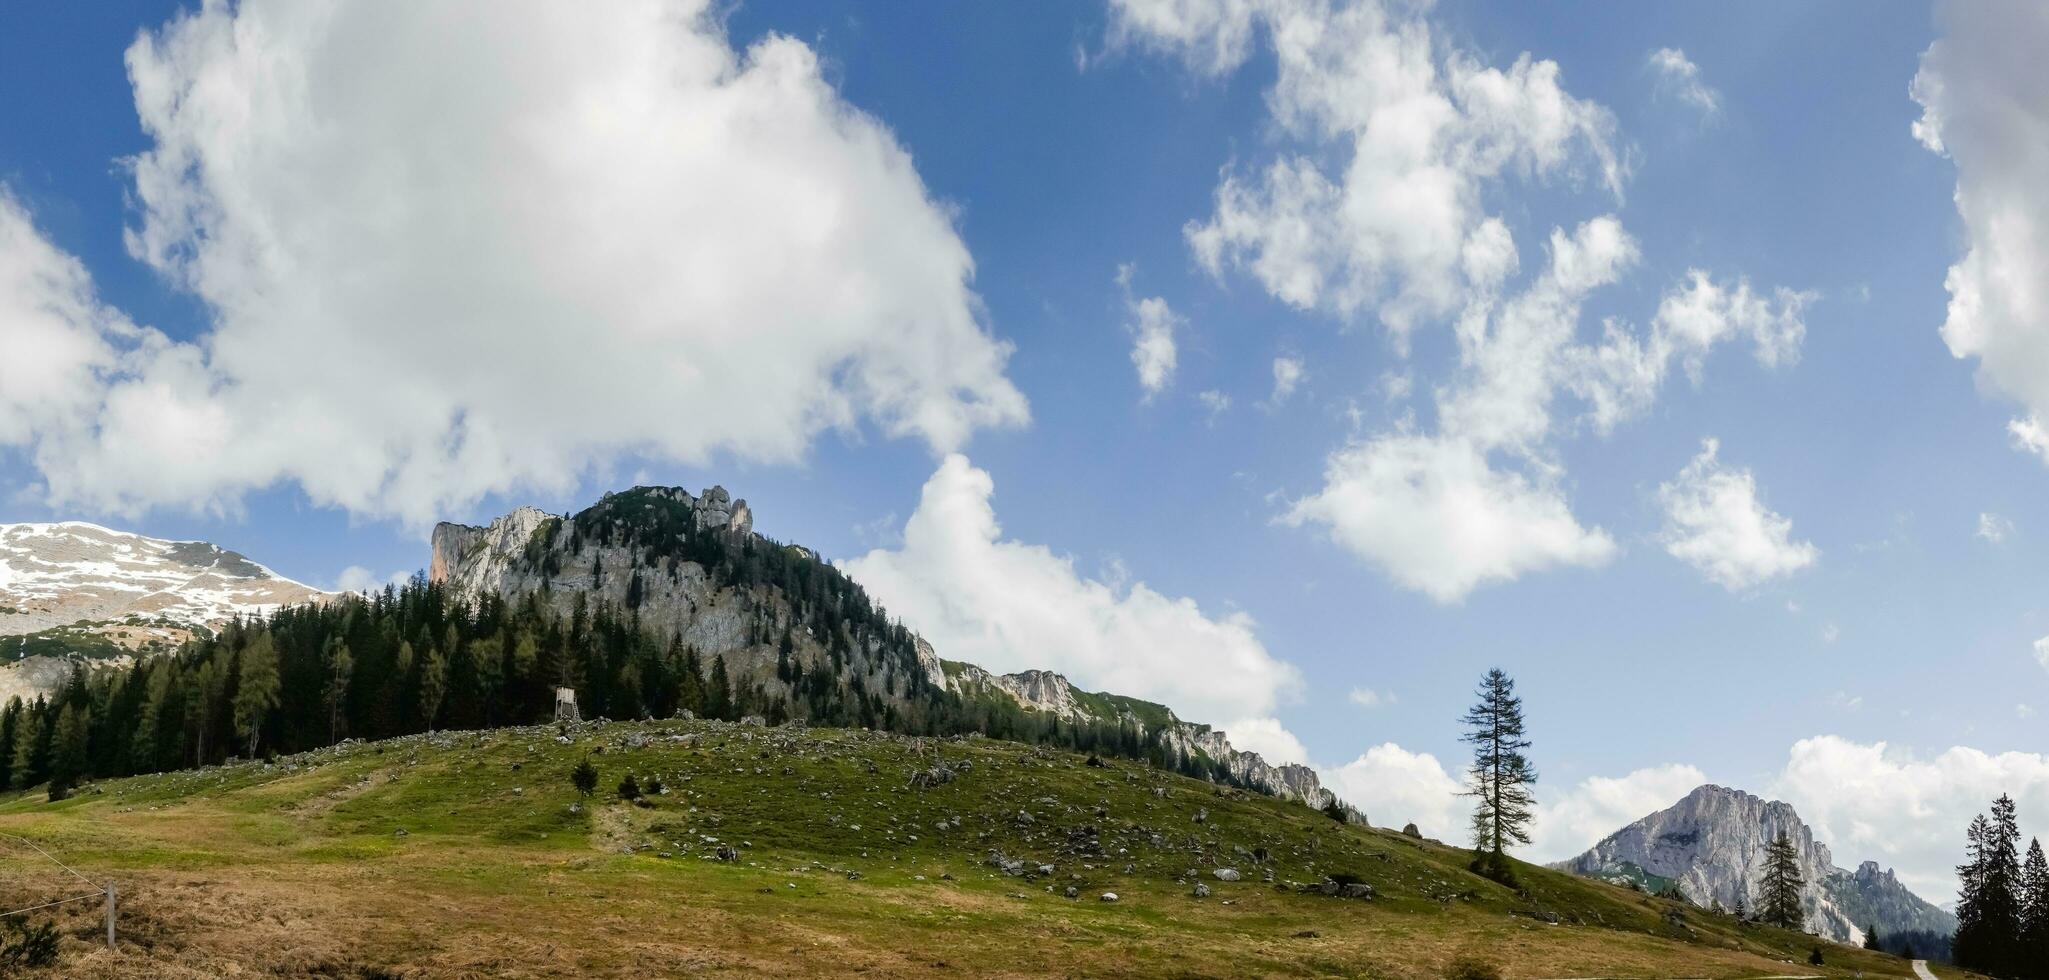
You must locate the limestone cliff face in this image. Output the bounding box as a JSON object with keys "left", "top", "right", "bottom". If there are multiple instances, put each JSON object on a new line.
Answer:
{"left": 1557, "top": 784, "right": 1955, "bottom": 943}
{"left": 429, "top": 487, "right": 808, "bottom": 688}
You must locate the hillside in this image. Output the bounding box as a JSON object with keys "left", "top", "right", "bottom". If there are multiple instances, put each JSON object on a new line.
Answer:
{"left": 0, "top": 719, "right": 1926, "bottom": 978}
{"left": 430, "top": 485, "right": 1342, "bottom": 811}
{"left": 1556, "top": 785, "right": 1956, "bottom": 944}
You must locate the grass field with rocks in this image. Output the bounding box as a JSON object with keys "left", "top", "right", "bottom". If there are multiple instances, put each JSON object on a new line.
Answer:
{"left": 0, "top": 719, "right": 1932, "bottom": 978}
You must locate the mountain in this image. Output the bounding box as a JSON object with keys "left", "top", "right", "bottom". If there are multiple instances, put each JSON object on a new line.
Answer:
{"left": 0, "top": 521, "right": 326, "bottom": 701}
{"left": 430, "top": 485, "right": 1350, "bottom": 816}
{"left": 1555, "top": 784, "right": 1955, "bottom": 944}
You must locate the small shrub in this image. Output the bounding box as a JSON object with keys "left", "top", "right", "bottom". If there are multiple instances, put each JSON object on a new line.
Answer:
{"left": 570, "top": 759, "right": 598, "bottom": 798}
{"left": 1444, "top": 956, "right": 1502, "bottom": 980}
{"left": 1401, "top": 822, "right": 1421, "bottom": 838}
{"left": 617, "top": 773, "right": 642, "bottom": 801}
{"left": 642, "top": 776, "right": 665, "bottom": 796}
{"left": 0, "top": 916, "right": 60, "bottom": 970}
{"left": 1807, "top": 946, "right": 1824, "bottom": 966}
{"left": 1468, "top": 850, "right": 1519, "bottom": 889}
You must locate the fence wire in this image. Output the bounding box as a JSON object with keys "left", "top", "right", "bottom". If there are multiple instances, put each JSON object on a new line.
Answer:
{"left": 0, "top": 833, "right": 106, "bottom": 919}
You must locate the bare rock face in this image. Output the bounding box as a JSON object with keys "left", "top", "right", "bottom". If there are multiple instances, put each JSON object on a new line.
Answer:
{"left": 1556, "top": 784, "right": 1955, "bottom": 944}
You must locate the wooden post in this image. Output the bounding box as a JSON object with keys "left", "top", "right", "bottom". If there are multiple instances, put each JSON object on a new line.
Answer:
{"left": 104, "top": 882, "right": 115, "bottom": 951}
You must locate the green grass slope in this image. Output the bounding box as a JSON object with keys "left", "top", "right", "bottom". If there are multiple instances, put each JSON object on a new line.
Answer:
{"left": 0, "top": 720, "right": 1928, "bottom": 978}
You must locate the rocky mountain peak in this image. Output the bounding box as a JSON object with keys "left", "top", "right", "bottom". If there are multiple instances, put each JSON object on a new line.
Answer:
{"left": 1, "top": 521, "right": 324, "bottom": 639}
{"left": 1558, "top": 783, "right": 1954, "bottom": 944}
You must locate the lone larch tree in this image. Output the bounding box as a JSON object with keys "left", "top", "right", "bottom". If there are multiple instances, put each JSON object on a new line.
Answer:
{"left": 1756, "top": 832, "right": 1807, "bottom": 930}
{"left": 1460, "top": 668, "right": 1535, "bottom": 882}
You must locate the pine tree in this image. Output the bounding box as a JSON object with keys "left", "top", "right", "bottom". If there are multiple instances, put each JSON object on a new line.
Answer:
{"left": 1862, "top": 923, "right": 1880, "bottom": 951}
{"left": 1956, "top": 812, "right": 1992, "bottom": 967}
{"left": 1460, "top": 668, "right": 1535, "bottom": 881}
{"left": 1756, "top": 833, "right": 1806, "bottom": 930}
{"left": 232, "top": 633, "right": 281, "bottom": 758}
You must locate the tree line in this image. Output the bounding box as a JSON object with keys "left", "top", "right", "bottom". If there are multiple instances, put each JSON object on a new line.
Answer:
{"left": 1952, "top": 794, "right": 2049, "bottom": 977}
{"left": 0, "top": 576, "right": 1246, "bottom": 801}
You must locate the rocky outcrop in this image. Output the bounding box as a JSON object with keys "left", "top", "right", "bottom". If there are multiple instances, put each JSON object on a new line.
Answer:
{"left": 430, "top": 488, "right": 766, "bottom": 672}
{"left": 945, "top": 661, "right": 1351, "bottom": 817}
{"left": 1556, "top": 784, "right": 1954, "bottom": 944}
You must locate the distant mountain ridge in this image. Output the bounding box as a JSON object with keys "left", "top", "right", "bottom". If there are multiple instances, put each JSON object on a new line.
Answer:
{"left": 1, "top": 521, "right": 327, "bottom": 703}
{"left": 430, "top": 485, "right": 1351, "bottom": 816}
{"left": 1556, "top": 784, "right": 1954, "bottom": 944}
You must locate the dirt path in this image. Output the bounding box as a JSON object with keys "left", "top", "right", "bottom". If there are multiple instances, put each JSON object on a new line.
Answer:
{"left": 1911, "top": 960, "right": 1937, "bottom": 980}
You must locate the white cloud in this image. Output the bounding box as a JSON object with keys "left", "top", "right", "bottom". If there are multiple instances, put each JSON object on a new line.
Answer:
{"left": 1823, "top": 623, "right": 1840, "bottom": 644}
{"left": 1657, "top": 438, "right": 1818, "bottom": 591}
{"left": 3, "top": 0, "right": 1027, "bottom": 525}
{"left": 1116, "top": 3, "right": 1808, "bottom": 602}
{"left": 843, "top": 454, "right": 1303, "bottom": 729}
{"left": 2011, "top": 416, "right": 2049, "bottom": 465}
{"left": 1528, "top": 763, "right": 1710, "bottom": 863}
{"left": 1222, "top": 716, "right": 1310, "bottom": 766}
{"left": 1118, "top": 265, "right": 1182, "bottom": 398}
{"left": 2034, "top": 635, "right": 2049, "bottom": 674}
{"left": 334, "top": 566, "right": 411, "bottom": 593}
{"left": 1827, "top": 691, "right": 1864, "bottom": 712}
{"left": 1287, "top": 432, "right": 1615, "bottom": 602}
{"left": 1912, "top": 4, "right": 2049, "bottom": 467}
{"left": 1112, "top": 0, "right": 1621, "bottom": 334}
{"left": 0, "top": 193, "right": 143, "bottom": 457}
{"left": 1346, "top": 686, "right": 1392, "bottom": 708}
{"left": 1572, "top": 272, "right": 1813, "bottom": 435}
{"left": 1128, "top": 297, "right": 1180, "bottom": 398}
{"left": 1197, "top": 389, "right": 1232, "bottom": 419}
{"left": 1647, "top": 47, "right": 1720, "bottom": 117}
{"left": 1268, "top": 356, "right": 1305, "bottom": 406}
{"left": 1772, "top": 735, "right": 2049, "bottom": 900}
{"left": 1977, "top": 511, "right": 2014, "bottom": 543}
{"left": 1319, "top": 742, "right": 1465, "bottom": 838}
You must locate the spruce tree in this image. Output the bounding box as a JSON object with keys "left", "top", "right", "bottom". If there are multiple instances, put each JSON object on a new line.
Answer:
{"left": 1460, "top": 668, "right": 1535, "bottom": 880}
{"left": 323, "top": 638, "right": 354, "bottom": 744}
{"left": 2021, "top": 836, "right": 2049, "bottom": 972}
{"left": 707, "top": 656, "right": 732, "bottom": 720}
{"left": 47, "top": 703, "right": 90, "bottom": 800}
{"left": 1955, "top": 798, "right": 2027, "bottom": 975}
{"left": 1756, "top": 832, "right": 1806, "bottom": 930}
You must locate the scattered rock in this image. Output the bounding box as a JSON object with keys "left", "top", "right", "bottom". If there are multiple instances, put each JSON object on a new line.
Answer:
{"left": 1213, "top": 868, "right": 1241, "bottom": 882}
{"left": 1099, "top": 892, "right": 1119, "bottom": 903}
{"left": 1192, "top": 883, "right": 1211, "bottom": 899}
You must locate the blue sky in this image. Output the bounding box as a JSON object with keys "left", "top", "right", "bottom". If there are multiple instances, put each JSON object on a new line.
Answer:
{"left": 2, "top": 0, "right": 2045, "bottom": 896}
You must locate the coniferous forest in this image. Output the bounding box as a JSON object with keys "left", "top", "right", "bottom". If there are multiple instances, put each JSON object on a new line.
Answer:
{"left": 0, "top": 574, "right": 1244, "bottom": 801}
